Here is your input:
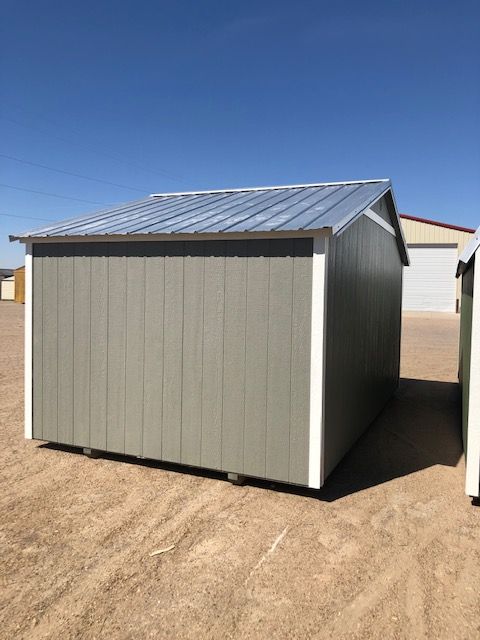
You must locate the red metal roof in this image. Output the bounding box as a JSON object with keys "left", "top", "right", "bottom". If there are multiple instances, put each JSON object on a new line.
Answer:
{"left": 400, "top": 213, "right": 475, "bottom": 234}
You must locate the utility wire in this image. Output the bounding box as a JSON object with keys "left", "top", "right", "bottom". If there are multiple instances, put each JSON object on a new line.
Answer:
{"left": 0, "top": 152, "right": 150, "bottom": 193}
{"left": 1, "top": 113, "right": 188, "bottom": 185}
{"left": 0, "top": 212, "right": 56, "bottom": 222}
{"left": 0, "top": 182, "right": 112, "bottom": 205}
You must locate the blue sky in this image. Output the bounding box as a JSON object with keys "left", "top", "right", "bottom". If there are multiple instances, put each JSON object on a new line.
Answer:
{"left": 1, "top": 0, "right": 479, "bottom": 266}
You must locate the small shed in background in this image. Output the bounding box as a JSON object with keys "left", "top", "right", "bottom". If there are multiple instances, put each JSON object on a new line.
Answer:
{"left": 1, "top": 276, "right": 15, "bottom": 300}
{"left": 14, "top": 266, "right": 25, "bottom": 303}
{"left": 11, "top": 179, "right": 409, "bottom": 490}
{"left": 401, "top": 214, "right": 474, "bottom": 313}
{"left": 457, "top": 227, "right": 480, "bottom": 498}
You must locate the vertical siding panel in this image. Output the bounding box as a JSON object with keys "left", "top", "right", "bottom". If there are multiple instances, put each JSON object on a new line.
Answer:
{"left": 289, "top": 238, "right": 312, "bottom": 485}
{"left": 73, "top": 246, "right": 91, "bottom": 447}
{"left": 42, "top": 250, "right": 58, "bottom": 441}
{"left": 266, "top": 239, "right": 294, "bottom": 481}
{"left": 90, "top": 244, "right": 108, "bottom": 451}
{"left": 460, "top": 261, "right": 474, "bottom": 450}
{"left": 222, "top": 240, "right": 247, "bottom": 474}
{"left": 57, "top": 250, "right": 74, "bottom": 444}
{"left": 324, "top": 217, "right": 403, "bottom": 478}
{"left": 32, "top": 252, "right": 43, "bottom": 439}
{"left": 201, "top": 241, "right": 225, "bottom": 469}
{"left": 143, "top": 243, "right": 165, "bottom": 459}
{"left": 181, "top": 241, "right": 204, "bottom": 466}
{"left": 162, "top": 242, "right": 184, "bottom": 462}
{"left": 31, "top": 238, "right": 314, "bottom": 484}
{"left": 124, "top": 243, "right": 145, "bottom": 456}
{"left": 243, "top": 240, "right": 269, "bottom": 478}
{"left": 106, "top": 243, "right": 127, "bottom": 453}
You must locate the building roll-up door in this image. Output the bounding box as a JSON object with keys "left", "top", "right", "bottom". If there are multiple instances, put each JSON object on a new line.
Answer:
{"left": 402, "top": 245, "right": 457, "bottom": 312}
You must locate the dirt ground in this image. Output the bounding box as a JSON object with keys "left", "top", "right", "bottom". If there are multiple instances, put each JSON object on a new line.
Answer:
{"left": 1, "top": 303, "right": 479, "bottom": 640}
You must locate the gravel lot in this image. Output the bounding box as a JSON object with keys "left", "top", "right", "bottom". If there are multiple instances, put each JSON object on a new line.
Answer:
{"left": 1, "top": 302, "right": 479, "bottom": 639}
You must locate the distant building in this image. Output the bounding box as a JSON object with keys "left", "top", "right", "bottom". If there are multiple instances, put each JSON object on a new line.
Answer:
{"left": 1, "top": 276, "right": 15, "bottom": 300}
{"left": 0, "top": 267, "right": 26, "bottom": 302}
{"left": 14, "top": 266, "right": 25, "bottom": 303}
{"left": 400, "top": 214, "right": 475, "bottom": 312}
{"left": 0, "top": 268, "right": 14, "bottom": 282}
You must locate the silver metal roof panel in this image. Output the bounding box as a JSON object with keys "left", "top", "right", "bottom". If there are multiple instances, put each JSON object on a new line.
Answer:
{"left": 10, "top": 180, "right": 408, "bottom": 263}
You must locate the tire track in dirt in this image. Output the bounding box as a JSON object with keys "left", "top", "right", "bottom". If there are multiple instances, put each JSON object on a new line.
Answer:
{"left": 317, "top": 513, "right": 457, "bottom": 637}
{"left": 3, "top": 302, "right": 478, "bottom": 640}
{"left": 17, "top": 480, "right": 228, "bottom": 639}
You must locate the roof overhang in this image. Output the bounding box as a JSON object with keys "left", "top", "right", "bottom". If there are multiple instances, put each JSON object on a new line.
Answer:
{"left": 332, "top": 184, "right": 409, "bottom": 266}
{"left": 456, "top": 226, "right": 480, "bottom": 277}
{"left": 9, "top": 179, "right": 408, "bottom": 266}
{"left": 11, "top": 228, "right": 332, "bottom": 244}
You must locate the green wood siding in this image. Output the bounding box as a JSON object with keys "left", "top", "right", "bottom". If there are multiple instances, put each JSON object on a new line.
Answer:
{"left": 459, "top": 258, "right": 474, "bottom": 453}
{"left": 323, "top": 206, "right": 403, "bottom": 479}
{"left": 32, "top": 239, "right": 312, "bottom": 485}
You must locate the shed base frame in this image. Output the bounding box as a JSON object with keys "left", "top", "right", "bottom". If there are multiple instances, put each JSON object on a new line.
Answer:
{"left": 83, "top": 447, "right": 101, "bottom": 459}
{"left": 227, "top": 473, "right": 246, "bottom": 486}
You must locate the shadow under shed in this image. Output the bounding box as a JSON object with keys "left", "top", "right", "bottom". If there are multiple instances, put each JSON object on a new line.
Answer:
{"left": 39, "top": 378, "right": 462, "bottom": 502}
{"left": 318, "top": 377, "right": 462, "bottom": 501}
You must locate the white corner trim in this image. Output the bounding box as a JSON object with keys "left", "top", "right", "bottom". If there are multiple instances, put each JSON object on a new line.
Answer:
{"left": 24, "top": 243, "right": 33, "bottom": 439}
{"left": 466, "top": 256, "right": 480, "bottom": 496}
{"left": 363, "top": 208, "right": 396, "bottom": 236}
{"left": 309, "top": 235, "right": 328, "bottom": 489}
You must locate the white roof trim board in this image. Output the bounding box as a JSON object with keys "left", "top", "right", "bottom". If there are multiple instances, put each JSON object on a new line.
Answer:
{"left": 457, "top": 226, "right": 480, "bottom": 276}
{"left": 9, "top": 178, "right": 408, "bottom": 263}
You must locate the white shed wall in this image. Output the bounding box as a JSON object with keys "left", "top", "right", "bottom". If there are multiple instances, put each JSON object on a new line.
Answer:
{"left": 1, "top": 277, "right": 15, "bottom": 300}
{"left": 465, "top": 256, "right": 480, "bottom": 497}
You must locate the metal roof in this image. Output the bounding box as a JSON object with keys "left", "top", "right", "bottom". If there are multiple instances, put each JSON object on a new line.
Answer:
{"left": 400, "top": 213, "right": 475, "bottom": 234}
{"left": 457, "top": 226, "right": 480, "bottom": 277}
{"left": 10, "top": 179, "right": 398, "bottom": 240}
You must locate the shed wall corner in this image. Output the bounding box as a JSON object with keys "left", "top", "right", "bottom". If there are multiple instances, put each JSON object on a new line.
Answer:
{"left": 465, "top": 255, "right": 480, "bottom": 497}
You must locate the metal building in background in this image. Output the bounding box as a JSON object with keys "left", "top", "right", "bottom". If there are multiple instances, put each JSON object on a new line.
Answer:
{"left": 11, "top": 179, "right": 409, "bottom": 489}
{"left": 457, "top": 227, "right": 480, "bottom": 499}
{"left": 400, "top": 214, "right": 474, "bottom": 313}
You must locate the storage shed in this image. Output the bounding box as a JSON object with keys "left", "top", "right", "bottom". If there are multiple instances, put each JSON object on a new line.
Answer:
{"left": 457, "top": 227, "right": 480, "bottom": 498}
{"left": 401, "top": 214, "right": 474, "bottom": 313}
{"left": 1, "top": 276, "right": 15, "bottom": 300}
{"left": 11, "top": 179, "right": 409, "bottom": 489}
{"left": 14, "top": 266, "right": 25, "bottom": 303}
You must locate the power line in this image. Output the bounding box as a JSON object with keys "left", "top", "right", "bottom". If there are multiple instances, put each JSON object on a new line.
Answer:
{"left": 0, "top": 152, "right": 150, "bottom": 193}
{"left": 1, "top": 113, "right": 189, "bottom": 186}
{"left": 0, "top": 182, "right": 112, "bottom": 205}
{"left": 0, "top": 212, "right": 56, "bottom": 222}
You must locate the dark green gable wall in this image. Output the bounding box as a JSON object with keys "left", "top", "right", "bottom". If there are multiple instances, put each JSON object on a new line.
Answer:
{"left": 459, "top": 257, "right": 474, "bottom": 453}
{"left": 323, "top": 210, "right": 403, "bottom": 479}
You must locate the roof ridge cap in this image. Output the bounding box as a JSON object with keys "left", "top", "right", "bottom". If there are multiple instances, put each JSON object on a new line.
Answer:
{"left": 150, "top": 179, "right": 390, "bottom": 198}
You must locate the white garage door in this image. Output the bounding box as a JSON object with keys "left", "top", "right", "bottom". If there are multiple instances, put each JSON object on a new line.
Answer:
{"left": 403, "top": 245, "right": 457, "bottom": 312}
